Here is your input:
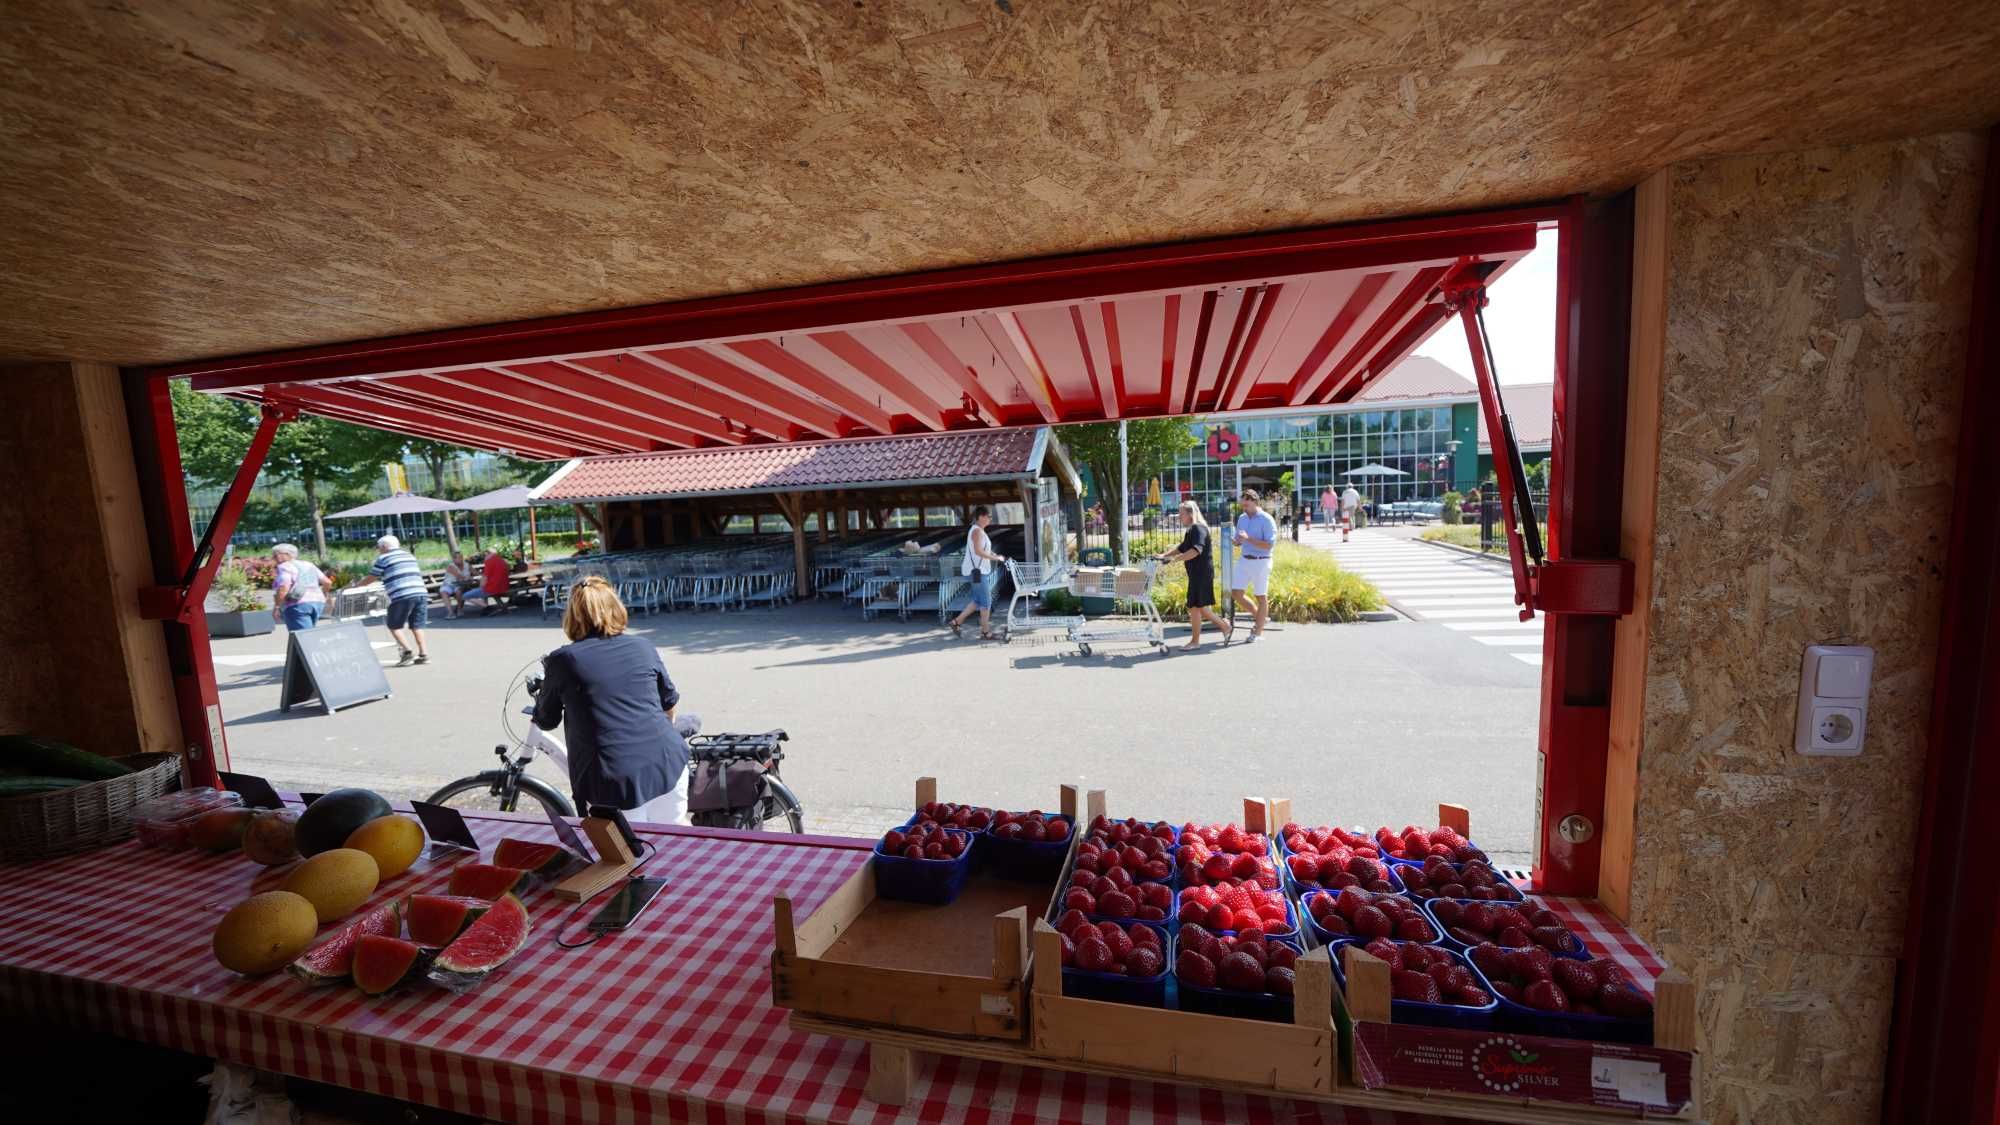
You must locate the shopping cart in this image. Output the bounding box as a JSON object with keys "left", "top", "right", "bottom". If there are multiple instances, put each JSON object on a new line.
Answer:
{"left": 1065, "top": 559, "right": 1167, "bottom": 656}
{"left": 1000, "top": 557, "right": 1081, "bottom": 640}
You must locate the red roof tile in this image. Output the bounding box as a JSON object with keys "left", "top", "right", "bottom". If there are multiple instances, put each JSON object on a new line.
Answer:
{"left": 1356, "top": 356, "right": 1476, "bottom": 401}
{"left": 1476, "top": 382, "right": 1554, "bottom": 450}
{"left": 536, "top": 428, "right": 1045, "bottom": 502}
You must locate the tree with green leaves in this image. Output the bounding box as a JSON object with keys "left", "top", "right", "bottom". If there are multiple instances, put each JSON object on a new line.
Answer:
{"left": 1058, "top": 419, "right": 1199, "bottom": 559}
{"left": 169, "top": 382, "right": 407, "bottom": 560}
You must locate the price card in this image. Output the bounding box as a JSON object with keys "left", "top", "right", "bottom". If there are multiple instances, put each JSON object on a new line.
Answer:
{"left": 1591, "top": 1057, "right": 1667, "bottom": 1107}
{"left": 219, "top": 772, "right": 284, "bottom": 810}
{"left": 410, "top": 801, "right": 481, "bottom": 857}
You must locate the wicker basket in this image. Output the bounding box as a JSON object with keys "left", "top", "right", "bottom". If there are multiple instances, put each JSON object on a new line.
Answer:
{"left": 0, "top": 753, "right": 183, "bottom": 861}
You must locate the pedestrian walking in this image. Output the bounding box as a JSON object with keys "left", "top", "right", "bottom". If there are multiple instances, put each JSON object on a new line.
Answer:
{"left": 270, "top": 543, "right": 331, "bottom": 632}
{"left": 370, "top": 534, "right": 430, "bottom": 665}
{"left": 948, "top": 506, "right": 1008, "bottom": 640}
{"left": 1300, "top": 500, "right": 1313, "bottom": 532}
{"left": 1340, "top": 484, "right": 1363, "bottom": 542}
{"left": 1154, "top": 500, "right": 1231, "bottom": 650}
{"left": 1230, "top": 489, "right": 1277, "bottom": 642}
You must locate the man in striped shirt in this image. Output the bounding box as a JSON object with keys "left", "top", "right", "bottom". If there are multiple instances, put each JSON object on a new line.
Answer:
{"left": 371, "top": 534, "right": 431, "bottom": 666}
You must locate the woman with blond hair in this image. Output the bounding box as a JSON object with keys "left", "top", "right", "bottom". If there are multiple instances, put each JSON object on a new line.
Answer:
{"left": 1154, "top": 499, "right": 1232, "bottom": 650}
{"left": 530, "top": 576, "right": 691, "bottom": 825}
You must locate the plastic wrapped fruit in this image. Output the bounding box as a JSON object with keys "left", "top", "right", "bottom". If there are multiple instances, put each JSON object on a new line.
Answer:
{"left": 1177, "top": 823, "right": 1278, "bottom": 889}
{"left": 1176, "top": 884, "right": 1293, "bottom": 935}
{"left": 1431, "top": 898, "right": 1584, "bottom": 954}
{"left": 1173, "top": 925, "right": 1299, "bottom": 995}
{"left": 1305, "top": 888, "right": 1437, "bottom": 942}
{"left": 1397, "top": 855, "right": 1523, "bottom": 902}
{"left": 880, "top": 823, "right": 970, "bottom": 861}
{"left": 1348, "top": 939, "right": 1492, "bottom": 1008}
{"left": 1072, "top": 820, "right": 1175, "bottom": 885}
{"left": 912, "top": 801, "right": 997, "bottom": 832}
{"left": 1061, "top": 872, "right": 1173, "bottom": 921}
{"left": 1469, "top": 941, "right": 1652, "bottom": 1019}
{"left": 1055, "top": 914, "right": 1168, "bottom": 978}
{"left": 1371, "top": 824, "right": 1488, "bottom": 865}
{"left": 988, "top": 809, "right": 1071, "bottom": 843}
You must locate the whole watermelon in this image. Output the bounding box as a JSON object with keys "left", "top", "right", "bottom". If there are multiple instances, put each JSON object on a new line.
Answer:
{"left": 295, "top": 789, "right": 393, "bottom": 857}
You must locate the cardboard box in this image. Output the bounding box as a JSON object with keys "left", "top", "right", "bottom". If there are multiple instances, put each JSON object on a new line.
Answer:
{"left": 1070, "top": 566, "right": 1150, "bottom": 598}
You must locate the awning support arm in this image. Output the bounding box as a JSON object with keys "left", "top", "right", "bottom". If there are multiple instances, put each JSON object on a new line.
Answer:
{"left": 1441, "top": 263, "right": 1539, "bottom": 620}
{"left": 139, "top": 401, "right": 296, "bottom": 622}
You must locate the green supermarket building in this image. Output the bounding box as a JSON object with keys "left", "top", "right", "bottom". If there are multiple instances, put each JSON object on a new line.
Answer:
{"left": 1115, "top": 356, "right": 1551, "bottom": 520}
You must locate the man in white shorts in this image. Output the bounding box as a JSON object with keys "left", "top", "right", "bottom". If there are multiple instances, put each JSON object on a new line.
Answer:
{"left": 1230, "top": 489, "right": 1277, "bottom": 642}
{"left": 1340, "top": 484, "right": 1363, "bottom": 542}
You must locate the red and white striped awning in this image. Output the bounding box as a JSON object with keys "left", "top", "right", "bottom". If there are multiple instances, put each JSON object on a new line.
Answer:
{"left": 169, "top": 209, "right": 1544, "bottom": 460}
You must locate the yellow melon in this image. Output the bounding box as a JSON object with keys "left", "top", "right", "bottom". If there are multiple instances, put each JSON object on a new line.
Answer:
{"left": 344, "top": 814, "right": 425, "bottom": 880}
{"left": 212, "top": 891, "right": 319, "bottom": 975}
{"left": 280, "top": 848, "right": 380, "bottom": 923}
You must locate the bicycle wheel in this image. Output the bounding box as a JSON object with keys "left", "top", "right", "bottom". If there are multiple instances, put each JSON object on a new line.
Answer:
{"left": 760, "top": 777, "right": 806, "bottom": 833}
{"left": 427, "top": 772, "right": 576, "bottom": 819}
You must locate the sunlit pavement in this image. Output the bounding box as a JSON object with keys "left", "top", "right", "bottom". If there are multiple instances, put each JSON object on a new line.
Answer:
{"left": 212, "top": 590, "right": 1540, "bottom": 865}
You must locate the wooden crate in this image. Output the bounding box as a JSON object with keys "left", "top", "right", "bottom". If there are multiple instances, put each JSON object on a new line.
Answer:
{"left": 770, "top": 779, "right": 1086, "bottom": 1041}
{"left": 1336, "top": 944, "right": 1700, "bottom": 1118}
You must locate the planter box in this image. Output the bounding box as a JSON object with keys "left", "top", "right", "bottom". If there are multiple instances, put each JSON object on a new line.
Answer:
{"left": 205, "top": 609, "right": 273, "bottom": 637}
{"left": 770, "top": 780, "right": 1086, "bottom": 1041}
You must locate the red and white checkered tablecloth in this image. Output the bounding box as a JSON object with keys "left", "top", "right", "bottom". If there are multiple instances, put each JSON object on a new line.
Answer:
{"left": 0, "top": 814, "right": 1662, "bottom": 1125}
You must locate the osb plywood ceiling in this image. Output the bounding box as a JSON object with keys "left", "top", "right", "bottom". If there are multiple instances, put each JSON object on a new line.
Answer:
{"left": 1, "top": 1, "right": 1996, "bottom": 366}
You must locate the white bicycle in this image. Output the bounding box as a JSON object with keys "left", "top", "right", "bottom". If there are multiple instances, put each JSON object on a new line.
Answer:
{"left": 425, "top": 657, "right": 578, "bottom": 819}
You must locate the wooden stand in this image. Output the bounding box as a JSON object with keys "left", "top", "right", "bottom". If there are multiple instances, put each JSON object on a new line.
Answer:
{"left": 551, "top": 816, "right": 640, "bottom": 902}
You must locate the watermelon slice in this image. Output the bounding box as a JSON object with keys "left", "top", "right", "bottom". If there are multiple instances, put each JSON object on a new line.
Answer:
{"left": 406, "top": 894, "right": 492, "bottom": 947}
{"left": 492, "top": 837, "right": 571, "bottom": 878}
{"left": 428, "top": 893, "right": 532, "bottom": 993}
{"left": 352, "top": 934, "right": 433, "bottom": 996}
{"left": 287, "top": 897, "right": 405, "bottom": 986}
{"left": 446, "top": 863, "right": 530, "bottom": 900}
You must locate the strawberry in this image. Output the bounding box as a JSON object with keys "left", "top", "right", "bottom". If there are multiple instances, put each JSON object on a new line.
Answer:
{"left": 1320, "top": 914, "right": 1350, "bottom": 935}
{"left": 1180, "top": 924, "right": 1219, "bottom": 959}
{"left": 1391, "top": 970, "right": 1442, "bottom": 1003}
{"left": 1267, "top": 943, "right": 1298, "bottom": 970}
{"left": 1265, "top": 966, "right": 1296, "bottom": 995}
{"left": 1553, "top": 958, "right": 1599, "bottom": 1002}
{"left": 1425, "top": 961, "right": 1457, "bottom": 989}
{"left": 1522, "top": 980, "right": 1569, "bottom": 1012}
{"left": 1063, "top": 888, "right": 1095, "bottom": 913}
{"left": 1598, "top": 982, "right": 1654, "bottom": 1019}
{"left": 1491, "top": 980, "right": 1522, "bottom": 1003}
{"left": 1363, "top": 937, "right": 1403, "bottom": 968}
{"left": 1396, "top": 915, "right": 1435, "bottom": 942}
{"left": 1176, "top": 949, "right": 1217, "bottom": 988}
{"left": 1201, "top": 854, "right": 1234, "bottom": 882}
{"left": 1057, "top": 908, "right": 1092, "bottom": 936}
{"left": 1128, "top": 923, "right": 1161, "bottom": 948}
{"left": 1140, "top": 883, "right": 1172, "bottom": 910}
{"left": 1075, "top": 937, "right": 1113, "bottom": 972}
{"left": 1096, "top": 890, "right": 1136, "bottom": 919}
{"left": 1126, "top": 946, "right": 1163, "bottom": 978}
{"left": 1431, "top": 899, "right": 1464, "bottom": 926}
{"left": 1102, "top": 925, "right": 1135, "bottom": 962}
{"left": 1467, "top": 942, "right": 1508, "bottom": 978}
{"left": 1498, "top": 926, "right": 1532, "bottom": 948}
{"left": 1177, "top": 899, "right": 1208, "bottom": 925}
{"left": 1353, "top": 905, "right": 1392, "bottom": 940}
{"left": 1045, "top": 819, "right": 1070, "bottom": 841}
{"left": 1230, "top": 853, "right": 1261, "bottom": 879}
{"left": 1058, "top": 933, "right": 1076, "bottom": 966}
{"left": 1103, "top": 865, "right": 1133, "bottom": 890}
{"left": 1135, "top": 905, "right": 1167, "bottom": 922}
{"left": 1532, "top": 926, "right": 1580, "bottom": 954}
{"left": 1507, "top": 945, "right": 1555, "bottom": 981}
{"left": 1591, "top": 959, "right": 1631, "bottom": 989}
{"left": 1218, "top": 951, "right": 1266, "bottom": 990}
{"left": 1141, "top": 858, "right": 1173, "bottom": 882}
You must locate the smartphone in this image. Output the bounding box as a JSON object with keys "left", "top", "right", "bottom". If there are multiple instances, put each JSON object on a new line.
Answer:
{"left": 587, "top": 804, "right": 644, "bottom": 857}
{"left": 587, "top": 876, "right": 670, "bottom": 934}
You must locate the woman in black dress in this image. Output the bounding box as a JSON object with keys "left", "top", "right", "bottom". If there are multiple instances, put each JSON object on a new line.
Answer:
{"left": 1155, "top": 500, "right": 1233, "bottom": 650}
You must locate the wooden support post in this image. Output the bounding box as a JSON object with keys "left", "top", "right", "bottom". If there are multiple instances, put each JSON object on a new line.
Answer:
{"left": 1292, "top": 945, "right": 1334, "bottom": 1030}
{"left": 774, "top": 491, "right": 812, "bottom": 596}
{"left": 1652, "top": 969, "right": 1696, "bottom": 1051}
{"left": 1018, "top": 480, "right": 1038, "bottom": 565}
{"left": 991, "top": 907, "right": 1028, "bottom": 983}
{"left": 914, "top": 776, "right": 938, "bottom": 809}
{"left": 526, "top": 504, "right": 538, "bottom": 562}
{"left": 1341, "top": 946, "right": 1392, "bottom": 1024}
{"left": 1031, "top": 920, "right": 1062, "bottom": 997}
{"left": 1437, "top": 802, "right": 1472, "bottom": 837}
{"left": 864, "top": 1043, "right": 914, "bottom": 1106}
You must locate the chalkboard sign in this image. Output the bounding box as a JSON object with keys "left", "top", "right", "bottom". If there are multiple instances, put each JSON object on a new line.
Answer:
{"left": 278, "top": 621, "right": 392, "bottom": 714}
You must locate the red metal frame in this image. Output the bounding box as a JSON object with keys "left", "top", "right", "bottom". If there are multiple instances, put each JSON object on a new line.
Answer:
{"left": 138, "top": 402, "right": 294, "bottom": 624}
{"left": 122, "top": 198, "right": 1639, "bottom": 898}
{"left": 1442, "top": 265, "right": 1537, "bottom": 620}
{"left": 1885, "top": 126, "right": 2000, "bottom": 1124}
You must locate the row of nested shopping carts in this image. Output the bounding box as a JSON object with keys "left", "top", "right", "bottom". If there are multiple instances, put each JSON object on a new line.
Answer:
{"left": 810, "top": 528, "right": 1023, "bottom": 622}
{"left": 539, "top": 536, "right": 802, "bottom": 618}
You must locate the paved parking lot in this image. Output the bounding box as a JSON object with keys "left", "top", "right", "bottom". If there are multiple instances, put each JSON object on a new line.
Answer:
{"left": 212, "top": 578, "right": 1543, "bottom": 865}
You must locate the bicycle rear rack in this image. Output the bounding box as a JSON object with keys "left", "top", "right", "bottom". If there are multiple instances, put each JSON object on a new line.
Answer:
{"left": 687, "top": 730, "right": 789, "bottom": 761}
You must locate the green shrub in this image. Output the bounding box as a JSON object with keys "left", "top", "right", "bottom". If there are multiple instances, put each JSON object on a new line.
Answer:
{"left": 1149, "top": 541, "right": 1382, "bottom": 624}
{"left": 1441, "top": 490, "right": 1462, "bottom": 525}
{"left": 211, "top": 565, "right": 264, "bottom": 612}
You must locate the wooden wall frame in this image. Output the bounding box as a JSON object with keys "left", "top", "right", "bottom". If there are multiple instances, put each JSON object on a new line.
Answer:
{"left": 1599, "top": 170, "right": 1671, "bottom": 917}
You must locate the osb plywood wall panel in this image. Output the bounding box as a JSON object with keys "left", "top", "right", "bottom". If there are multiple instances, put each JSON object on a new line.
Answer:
{"left": 2, "top": 1, "right": 1999, "bottom": 365}
{"left": 0, "top": 365, "right": 157, "bottom": 757}
{"left": 1630, "top": 133, "right": 1983, "bottom": 1124}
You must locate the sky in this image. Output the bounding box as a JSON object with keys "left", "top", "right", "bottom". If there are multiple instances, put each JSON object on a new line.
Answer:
{"left": 1412, "top": 227, "right": 1556, "bottom": 386}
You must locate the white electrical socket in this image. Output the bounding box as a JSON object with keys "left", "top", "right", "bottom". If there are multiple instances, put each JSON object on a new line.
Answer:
{"left": 1797, "top": 646, "right": 1872, "bottom": 757}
